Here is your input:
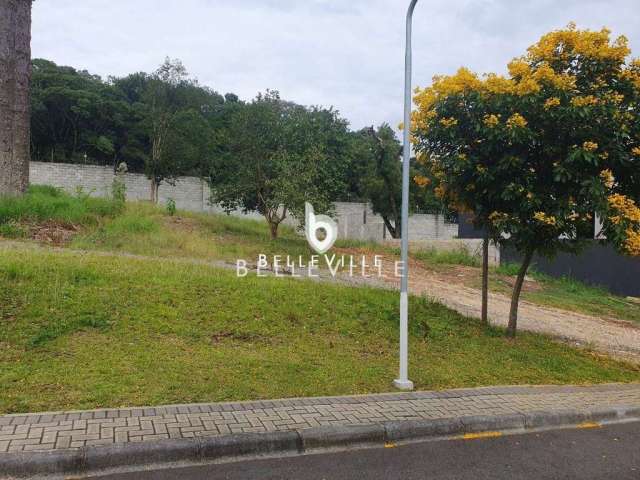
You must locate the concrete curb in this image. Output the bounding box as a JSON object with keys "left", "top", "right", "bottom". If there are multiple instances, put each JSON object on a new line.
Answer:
{"left": 2, "top": 406, "right": 639, "bottom": 478}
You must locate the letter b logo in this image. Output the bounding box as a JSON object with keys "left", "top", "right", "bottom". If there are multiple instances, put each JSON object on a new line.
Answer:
{"left": 305, "top": 203, "right": 338, "bottom": 254}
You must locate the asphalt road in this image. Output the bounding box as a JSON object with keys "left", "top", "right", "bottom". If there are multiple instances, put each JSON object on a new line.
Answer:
{"left": 96, "top": 422, "right": 640, "bottom": 480}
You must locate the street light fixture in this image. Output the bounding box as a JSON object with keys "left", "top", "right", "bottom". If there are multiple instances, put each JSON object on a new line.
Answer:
{"left": 393, "top": 0, "right": 418, "bottom": 391}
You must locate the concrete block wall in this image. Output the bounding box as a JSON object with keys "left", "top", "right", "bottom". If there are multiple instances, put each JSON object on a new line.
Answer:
{"left": 30, "top": 162, "right": 115, "bottom": 198}
{"left": 29, "top": 161, "right": 459, "bottom": 243}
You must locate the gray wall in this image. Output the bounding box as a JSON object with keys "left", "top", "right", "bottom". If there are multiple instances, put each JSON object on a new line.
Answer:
{"left": 502, "top": 243, "right": 640, "bottom": 297}
{"left": 29, "top": 161, "right": 459, "bottom": 243}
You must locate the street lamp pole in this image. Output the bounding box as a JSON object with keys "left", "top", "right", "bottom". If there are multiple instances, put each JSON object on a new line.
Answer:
{"left": 394, "top": 0, "right": 418, "bottom": 391}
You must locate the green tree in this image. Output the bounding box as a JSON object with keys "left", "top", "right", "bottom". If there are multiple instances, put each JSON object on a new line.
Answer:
{"left": 349, "top": 125, "right": 450, "bottom": 239}
{"left": 31, "top": 59, "right": 133, "bottom": 167}
{"left": 136, "top": 58, "right": 227, "bottom": 202}
{"left": 413, "top": 24, "right": 640, "bottom": 336}
{"left": 356, "top": 125, "right": 403, "bottom": 238}
{"left": 142, "top": 58, "right": 190, "bottom": 202}
{"left": 208, "top": 90, "right": 347, "bottom": 239}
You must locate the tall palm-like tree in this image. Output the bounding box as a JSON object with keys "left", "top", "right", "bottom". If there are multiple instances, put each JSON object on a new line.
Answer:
{"left": 0, "top": 0, "right": 32, "bottom": 196}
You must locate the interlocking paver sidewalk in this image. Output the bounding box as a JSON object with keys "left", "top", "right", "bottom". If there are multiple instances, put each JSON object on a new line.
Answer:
{"left": 1, "top": 383, "right": 639, "bottom": 454}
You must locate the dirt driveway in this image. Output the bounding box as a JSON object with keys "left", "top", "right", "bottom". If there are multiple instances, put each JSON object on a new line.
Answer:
{"left": 360, "top": 252, "right": 640, "bottom": 364}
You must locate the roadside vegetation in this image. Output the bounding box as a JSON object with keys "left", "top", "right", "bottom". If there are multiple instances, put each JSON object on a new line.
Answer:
{"left": 0, "top": 247, "right": 637, "bottom": 414}
{"left": 2, "top": 186, "right": 639, "bottom": 327}
{"left": 0, "top": 185, "right": 121, "bottom": 238}
{"left": 484, "top": 265, "right": 640, "bottom": 325}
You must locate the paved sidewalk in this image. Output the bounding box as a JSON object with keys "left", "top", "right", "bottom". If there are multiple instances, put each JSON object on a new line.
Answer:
{"left": 1, "top": 383, "right": 639, "bottom": 454}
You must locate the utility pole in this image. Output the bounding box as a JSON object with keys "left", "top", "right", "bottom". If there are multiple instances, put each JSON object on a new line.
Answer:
{"left": 393, "top": 0, "right": 418, "bottom": 391}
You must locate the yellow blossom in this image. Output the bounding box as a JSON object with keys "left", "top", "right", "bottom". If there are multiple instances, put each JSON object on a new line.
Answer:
{"left": 508, "top": 59, "right": 531, "bottom": 78}
{"left": 605, "top": 92, "right": 625, "bottom": 104}
{"left": 532, "top": 63, "right": 576, "bottom": 90}
{"left": 483, "top": 114, "right": 500, "bottom": 127}
{"left": 440, "top": 117, "right": 458, "bottom": 128}
{"left": 434, "top": 185, "right": 447, "bottom": 200}
{"left": 583, "top": 141, "right": 598, "bottom": 152}
{"left": 483, "top": 74, "right": 514, "bottom": 94}
{"left": 506, "top": 113, "right": 528, "bottom": 129}
{"left": 533, "top": 212, "right": 557, "bottom": 226}
{"left": 609, "top": 195, "right": 640, "bottom": 256}
{"left": 624, "top": 229, "right": 640, "bottom": 256}
{"left": 609, "top": 194, "right": 640, "bottom": 223}
{"left": 599, "top": 169, "right": 615, "bottom": 189}
{"left": 544, "top": 97, "right": 561, "bottom": 109}
{"left": 571, "top": 95, "right": 599, "bottom": 107}
{"left": 632, "top": 147, "right": 640, "bottom": 157}
{"left": 413, "top": 175, "right": 431, "bottom": 188}
{"left": 527, "top": 24, "right": 630, "bottom": 64}
{"left": 488, "top": 211, "right": 508, "bottom": 225}
{"left": 513, "top": 77, "right": 541, "bottom": 95}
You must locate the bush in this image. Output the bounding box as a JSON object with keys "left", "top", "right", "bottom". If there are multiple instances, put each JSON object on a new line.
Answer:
{"left": 0, "top": 185, "right": 123, "bottom": 226}
{"left": 413, "top": 247, "right": 480, "bottom": 267}
{"left": 0, "top": 222, "right": 27, "bottom": 239}
{"left": 166, "top": 198, "right": 176, "bottom": 216}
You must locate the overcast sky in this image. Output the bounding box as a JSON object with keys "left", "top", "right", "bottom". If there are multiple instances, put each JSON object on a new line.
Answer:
{"left": 32, "top": 0, "right": 640, "bottom": 131}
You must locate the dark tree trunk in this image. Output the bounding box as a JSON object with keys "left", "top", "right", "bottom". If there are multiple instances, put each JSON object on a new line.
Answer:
{"left": 150, "top": 178, "right": 159, "bottom": 203}
{"left": 506, "top": 247, "right": 534, "bottom": 338}
{"left": 269, "top": 221, "right": 279, "bottom": 239}
{"left": 0, "top": 0, "right": 32, "bottom": 197}
{"left": 481, "top": 233, "right": 489, "bottom": 326}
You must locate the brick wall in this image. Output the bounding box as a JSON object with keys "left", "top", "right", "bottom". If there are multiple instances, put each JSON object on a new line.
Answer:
{"left": 29, "top": 161, "right": 459, "bottom": 243}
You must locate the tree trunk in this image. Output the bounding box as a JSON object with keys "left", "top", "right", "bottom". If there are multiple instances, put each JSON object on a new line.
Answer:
{"left": 269, "top": 221, "right": 279, "bottom": 239}
{"left": 0, "top": 0, "right": 32, "bottom": 197}
{"left": 150, "top": 179, "right": 159, "bottom": 203}
{"left": 506, "top": 247, "right": 534, "bottom": 338}
{"left": 481, "top": 233, "right": 489, "bottom": 326}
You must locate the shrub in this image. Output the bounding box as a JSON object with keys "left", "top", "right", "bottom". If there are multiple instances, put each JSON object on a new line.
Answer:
{"left": 166, "top": 198, "right": 176, "bottom": 216}
{"left": 0, "top": 185, "right": 122, "bottom": 226}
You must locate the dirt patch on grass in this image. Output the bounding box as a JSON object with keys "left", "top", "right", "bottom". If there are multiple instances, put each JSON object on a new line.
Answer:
{"left": 164, "top": 216, "right": 200, "bottom": 233}
{"left": 28, "top": 221, "right": 80, "bottom": 246}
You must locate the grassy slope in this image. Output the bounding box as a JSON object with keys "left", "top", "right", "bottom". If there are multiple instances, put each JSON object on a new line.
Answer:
{"left": 0, "top": 248, "right": 637, "bottom": 414}
{"left": 71, "top": 202, "right": 316, "bottom": 263}
{"left": 2, "top": 187, "right": 639, "bottom": 324}
{"left": 0, "top": 185, "right": 121, "bottom": 229}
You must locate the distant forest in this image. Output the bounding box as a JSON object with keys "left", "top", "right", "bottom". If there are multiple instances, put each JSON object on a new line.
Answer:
{"left": 29, "top": 58, "right": 451, "bottom": 227}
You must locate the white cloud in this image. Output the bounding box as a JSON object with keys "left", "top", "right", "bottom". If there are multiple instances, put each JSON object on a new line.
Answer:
{"left": 32, "top": 0, "right": 640, "bottom": 130}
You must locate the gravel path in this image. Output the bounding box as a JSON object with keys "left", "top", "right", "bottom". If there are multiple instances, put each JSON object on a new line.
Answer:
{"left": 373, "top": 258, "right": 640, "bottom": 364}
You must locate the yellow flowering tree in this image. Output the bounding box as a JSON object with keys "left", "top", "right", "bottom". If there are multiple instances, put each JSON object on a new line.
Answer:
{"left": 412, "top": 24, "right": 640, "bottom": 337}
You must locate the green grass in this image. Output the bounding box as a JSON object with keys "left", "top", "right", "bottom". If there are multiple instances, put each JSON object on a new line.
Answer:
{"left": 0, "top": 185, "right": 122, "bottom": 227}
{"left": 524, "top": 274, "right": 640, "bottom": 323}
{"left": 3, "top": 189, "right": 638, "bottom": 326}
{"left": 0, "top": 248, "right": 636, "bottom": 414}
{"left": 71, "top": 202, "right": 315, "bottom": 263}
{"left": 484, "top": 263, "right": 640, "bottom": 324}
{"left": 413, "top": 247, "right": 481, "bottom": 268}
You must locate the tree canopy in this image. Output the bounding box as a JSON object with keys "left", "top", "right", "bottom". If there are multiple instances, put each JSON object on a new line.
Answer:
{"left": 412, "top": 24, "right": 640, "bottom": 335}
{"left": 207, "top": 90, "right": 351, "bottom": 238}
